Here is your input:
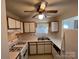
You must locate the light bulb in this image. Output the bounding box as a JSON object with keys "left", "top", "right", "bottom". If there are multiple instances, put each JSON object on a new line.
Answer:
{"left": 38, "top": 14, "right": 44, "bottom": 20}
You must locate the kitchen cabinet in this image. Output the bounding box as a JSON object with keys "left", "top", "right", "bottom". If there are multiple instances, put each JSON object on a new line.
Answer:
{"left": 37, "top": 42, "right": 44, "bottom": 54}
{"left": 20, "top": 22, "right": 23, "bottom": 33}
{"left": 24, "top": 23, "right": 35, "bottom": 33}
{"left": 29, "top": 23, "right": 35, "bottom": 32}
{"left": 51, "top": 22, "right": 58, "bottom": 32}
{"left": 29, "top": 43, "right": 36, "bottom": 55}
{"left": 28, "top": 41, "right": 52, "bottom": 55}
{"left": 15, "top": 20, "right": 20, "bottom": 28}
{"left": 8, "top": 17, "right": 20, "bottom": 29}
{"left": 45, "top": 41, "right": 51, "bottom": 54}
{"left": 24, "top": 23, "right": 29, "bottom": 32}
{"left": 8, "top": 18, "right": 16, "bottom": 28}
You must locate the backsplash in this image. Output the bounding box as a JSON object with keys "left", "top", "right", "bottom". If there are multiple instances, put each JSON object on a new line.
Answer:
{"left": 8, "top": 30, "right": 21, "bottom": 41}
{"left": 8, "top": 38, "right": 19, "bottom": 49}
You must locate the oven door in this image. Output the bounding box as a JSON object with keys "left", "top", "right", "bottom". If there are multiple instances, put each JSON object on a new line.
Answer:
{"left": 16, "top": 53, "right": 21, "bottom": 59}
{"left": 23, "top": 49, "right": 28, "bottom": 59}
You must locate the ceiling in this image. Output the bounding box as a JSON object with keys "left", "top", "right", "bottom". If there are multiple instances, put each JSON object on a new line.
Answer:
{"left": 6, "top": 0, "right": 78, "bottom": 22}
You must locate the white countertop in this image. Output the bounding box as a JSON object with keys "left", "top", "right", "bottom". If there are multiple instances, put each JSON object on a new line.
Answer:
{"left": 9, "top": 51, "right": 20, "bottom": 59}
{"left": 9, "top": 43, "right": 27, "bottom": 59}
{"left": 47, "top": 35, "right": 63, "bottom": 49}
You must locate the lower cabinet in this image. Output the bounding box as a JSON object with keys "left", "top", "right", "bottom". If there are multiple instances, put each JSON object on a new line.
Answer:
{"left": 28, "top": 41, "right": 52, "bottom": 55}
{"left": 45, "top": 41, "right": 52, "bottom": 54}
{"left": 37, "top": 42, "right": 44, "bottom": 54}
{"left": 29, "top": 43, "right": 36, "bottom": 55}
{"left": 45, "top": 44, "right": 51, "bottom": 54}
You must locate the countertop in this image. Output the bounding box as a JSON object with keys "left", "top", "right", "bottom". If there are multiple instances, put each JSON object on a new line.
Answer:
{"left": 9, "top": 43, "right": 27, "bottom": 59}
{"left": 18, "top": 33, "right": 63, "bottom": 49}
{"left": 47, "top": 34, "right": 63, "bottom": 49}
{"left": 9, "top": 51, "right": 20, "bottom": 59}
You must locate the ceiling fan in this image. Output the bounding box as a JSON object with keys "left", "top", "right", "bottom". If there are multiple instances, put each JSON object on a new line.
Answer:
{"left": 24, "top": 0, "right": 58, "bottom": 19}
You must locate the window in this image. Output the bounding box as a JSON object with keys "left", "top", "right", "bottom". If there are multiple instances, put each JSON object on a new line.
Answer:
{"left": 36, "top": 23, "right": 48, "bottom": 33}
{"left": 63, "top": 16, "right": 78, "bottom": 29}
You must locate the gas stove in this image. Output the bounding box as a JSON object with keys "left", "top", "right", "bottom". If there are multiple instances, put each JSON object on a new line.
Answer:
{"left": 16, "top": 42, "right": 26, "bottom": 45}
{"left": 9, "top": 47, "right": 23, "bottom": 52}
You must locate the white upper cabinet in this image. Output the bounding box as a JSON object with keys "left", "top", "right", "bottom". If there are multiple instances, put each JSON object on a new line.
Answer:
{"left": 8, "top": 18, "right": 16, "bottom": 28}
{"left": 24, "top": 23, "right": 29, "bottom": 32}
{"left": 51, "top": 22, "right": 58, "bottom": 32}
{"left": 8, "top": 17, "right": 20, "bottom": 29}
{"left": 24, "top": 23, "right": 35, "bottom": 33}
{"left": 20, "top": 22, "right": 23, "bottom": 33}
{"left": 15, "top": 20, "right": 20, "bottom": 28}
{"left": 29, "top": 23, "right": 35, "bottom": 32}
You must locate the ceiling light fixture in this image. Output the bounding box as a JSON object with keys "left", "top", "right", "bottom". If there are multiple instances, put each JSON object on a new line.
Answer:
{"left": 38, "top": 14, "right": 45, "bottom": 20}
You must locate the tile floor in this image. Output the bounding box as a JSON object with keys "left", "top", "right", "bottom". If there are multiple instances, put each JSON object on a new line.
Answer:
{"left": 28, "top": 55, "right": 53, "bottom": 59}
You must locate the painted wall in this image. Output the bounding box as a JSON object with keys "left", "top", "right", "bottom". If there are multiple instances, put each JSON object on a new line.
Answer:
{"left": 1, "top": 0, "right": 9, "bottom": 59}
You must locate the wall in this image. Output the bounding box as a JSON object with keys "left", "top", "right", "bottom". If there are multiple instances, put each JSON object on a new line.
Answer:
{"left": 8, "top": 30, "right": 19, "bottom": 41}
{"left": 1, "top": 0, "right": 9, "bottom": 59}
{"left": 6, "top": 11, "right": 21, "bottom": 21}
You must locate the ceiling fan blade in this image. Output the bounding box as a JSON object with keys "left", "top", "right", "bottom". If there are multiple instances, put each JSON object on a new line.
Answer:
{"left": 46, "top": 10, "right": 58, "bottom": 13}
{"left": 32, "top": 14, "right": 39, "bottom": 18}
{"left": 24, "top": 10, "right": 36, "bottom": 12}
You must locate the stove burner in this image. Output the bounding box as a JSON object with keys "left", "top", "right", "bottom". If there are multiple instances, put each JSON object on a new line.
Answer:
{"left": 16, "top": 42, "right": 26, "bottom": 45}
{"left": 9, "top": 47, "right": 22, "bottom": 52}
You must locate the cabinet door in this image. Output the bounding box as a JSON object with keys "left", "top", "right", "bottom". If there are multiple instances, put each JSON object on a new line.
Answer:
{"left": 45, "top": 44, "right": 51, "bottom": 54}
{"left": 20, "top": 22, "right": 23, "bottom": 33}
{"left": 15, "top": 20, "right": 20, "bottom": 28}
{"left": 29, "top": 23, "right": 35, "bottom": 32}
{"left": 37, "top": 42, "right": 44, "bottom": 54}
{"left": 51, "top": 22, "right": 58, "bottom": 32}
{"left": 44, "top": 41, "right": 51, "bottom": 54}
{"left": 29, "top": 43, "right": 36, "bottom": 55}
{"left": 8, "top": 18, "right": 15, "bottom": 28}
{"left": 24, "top": 23, "right": 29, "bottom": 32}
